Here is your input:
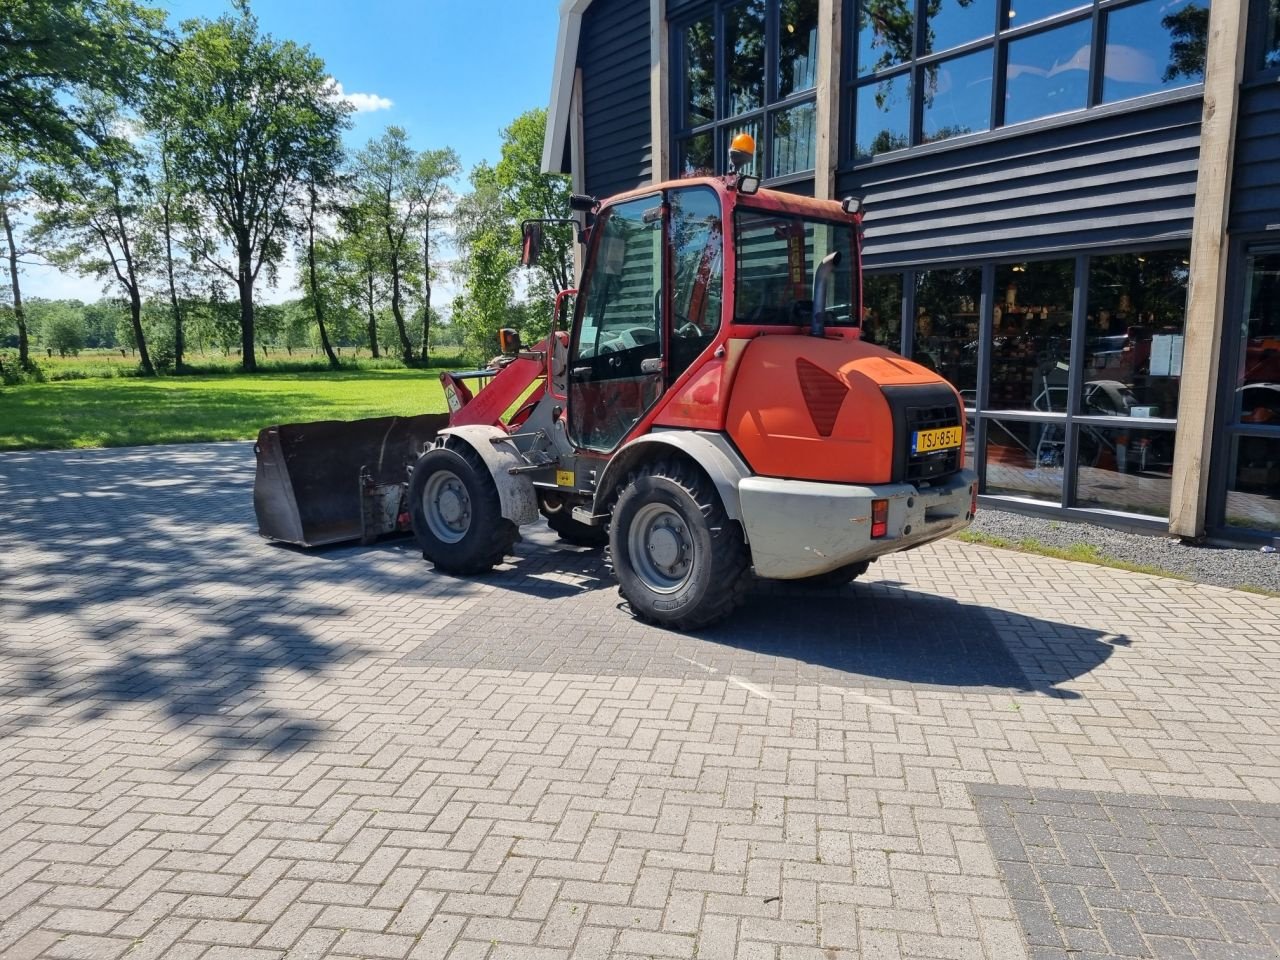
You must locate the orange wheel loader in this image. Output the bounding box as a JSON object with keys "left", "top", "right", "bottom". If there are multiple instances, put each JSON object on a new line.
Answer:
{"left": 253, "top": 140, "right": 977, "bottom": 629}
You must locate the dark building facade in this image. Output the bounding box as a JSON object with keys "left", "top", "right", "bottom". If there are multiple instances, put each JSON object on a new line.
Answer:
{"left": 543, "top": 0, "right": 1280, "bottom": 545}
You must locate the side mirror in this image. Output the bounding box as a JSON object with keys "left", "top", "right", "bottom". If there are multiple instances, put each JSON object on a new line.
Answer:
{"left": 498, "top": 328, "right": 522, "bottom": 356}
{"left": 520, "top": 223, "right": 543, "bottom": 267}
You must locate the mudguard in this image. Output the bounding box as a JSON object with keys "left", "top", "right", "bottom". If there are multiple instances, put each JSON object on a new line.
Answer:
{"left": 437, "top": 425, "right": 539, "bottom": 526}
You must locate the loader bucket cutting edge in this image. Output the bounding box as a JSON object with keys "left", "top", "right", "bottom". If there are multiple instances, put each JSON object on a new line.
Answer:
{"left": 253, "top": 413, "right": 451, "bottom": 548}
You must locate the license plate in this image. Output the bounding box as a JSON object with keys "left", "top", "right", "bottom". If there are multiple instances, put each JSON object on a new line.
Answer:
{"left": 912, "top": 425, "right": 962, "bottom": 455}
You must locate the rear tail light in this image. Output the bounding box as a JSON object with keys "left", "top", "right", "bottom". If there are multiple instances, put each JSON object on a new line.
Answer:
{"left": 871, "top": 499, "right": 889, "bottom": 539}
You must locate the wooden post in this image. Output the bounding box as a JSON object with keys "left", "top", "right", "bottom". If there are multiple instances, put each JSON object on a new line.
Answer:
{"left": 650, "top": 0, "right": 670, "bottom": 184}
{"left": 570, "top": 67, "right": 587, "bottom": 283}
{"left": 1168, "top": 0, "right": 1248, "bottom": 539}
{"left": 814, "top": 0, "right": 842, "bottom": 200}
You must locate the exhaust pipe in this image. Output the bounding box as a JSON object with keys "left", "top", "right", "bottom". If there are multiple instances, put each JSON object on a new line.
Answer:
{"left": 811, "top": 250, "right": 842, "bottom": 338}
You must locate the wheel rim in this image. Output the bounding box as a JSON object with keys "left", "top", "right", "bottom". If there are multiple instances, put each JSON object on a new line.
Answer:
{"left": 422, "top": 468, "right": 471, "bottom": 544}
{"left": 627, "top": 502, "right": 694, "bottom": 593}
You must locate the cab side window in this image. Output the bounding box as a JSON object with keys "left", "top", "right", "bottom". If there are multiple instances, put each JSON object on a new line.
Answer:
{"left": 667, "top": 186, "right": 723, "bottom": 380}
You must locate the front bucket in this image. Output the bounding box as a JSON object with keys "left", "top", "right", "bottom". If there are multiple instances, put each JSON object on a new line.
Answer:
{"left": 253, "top": 413, "right": 450, "bottom": 547}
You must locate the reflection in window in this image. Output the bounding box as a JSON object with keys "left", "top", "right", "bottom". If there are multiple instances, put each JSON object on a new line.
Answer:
{"left": 778, "top": 0, "right": 819, "bottom": 99}
{"left": 1102, "top": 0, "right": 1208, "bottom": 104}
{"left": 857, "top": 0, "right": 914, "bottom": 76}
{"left": 679, "top": 132, "right": 714, "bottom": 177}
{"left": 984, "top": 418, "right": 1065, "bottom": 502}
{"left": 1226, "top": 436, "right": 1280, "bottom": 532}
{"left": 1004, "top": 19, "right": 1092, "bottom": 124}
{"left": 1239, "top": 250, "right": 1280, "bottom": 406}
{"left": 923, "top": 49, "right": 994, "bottom": 143}
{"left": 733, "top": 210, "right": 857, "bottom": 327}
{"left": 855, "top": 75, "right": 911, "bottom": 158}
{"left": 684, "top": 18, "right": 715, "bottom": 127}
{"left": 926, "top": 0, "right": 996, "bottom": 54}
{"left": 912, "top": 268, "right": 981, "bottom": 398}
{"left": 772, "top": 102, "right": 817, "bottom": 176}
{"left": 989, "top": 260, "right": 1075, "bottom": 411}
{"left": 862, "top": 273, "right": 904, "bottom": 350}
{"left": 727, "top": 1, "right": 767, "bottom": 115}
{"left": 1006, "top": 0, "right": 1088, "bottom": 28}
{"left": 1267, "top": 0, "right": 1280, "bottom": 70}
{"left": 1084, "top": 251, "right": 1189, "bottom": 418}
{"left": 1074, "top": 424, "right": 1176, "bottom": 516}
{"left": 668, "top": 187, "right": 724, "bottom": 380}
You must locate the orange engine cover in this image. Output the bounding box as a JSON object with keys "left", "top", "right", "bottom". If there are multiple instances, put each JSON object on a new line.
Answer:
{"left": 726, "top": 336, "right": 954, "bottom": 484}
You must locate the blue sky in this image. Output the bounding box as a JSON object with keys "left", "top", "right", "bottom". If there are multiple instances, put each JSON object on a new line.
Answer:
{"left": 24, "top": 0, "right": 563, "bottom": 302}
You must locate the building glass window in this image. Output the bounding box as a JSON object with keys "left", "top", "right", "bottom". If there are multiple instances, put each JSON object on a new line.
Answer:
{"left": 675, "top": 0, "right": 820, "bottom": 180}
{"left": 1267, "top": 0, "right": 1280, "bottom": 71}
{"left": 1237, "top": 249, "right": 1280, "bottom": 407}
{"left": 912, "top": 268, "right": 982, "bottom": 400}
{"left": 1101, "top": 0, "right": 1209, "bottom": 104}
{"left": 850, "top": 0, "right": 1209, "bottom": 162}
{"left": 1074, "top": 425, "right": 1176, "bottom": 516}
{"left": 1083, "top": 251, "right": 1189, "bottom": 418}
{"left": 988, "top": 260, "right": 1075, "bottom": 411}
{"left": 1226, "top": 436, "right": 1280, "bottom": 532}
{"left": 984, "top": 418, "right": 1066, "bottom": 502}
{"left": 862, "top": 272, "right": 904, "bottom": 349}
{"left": 923, "top": 49, "right": 995, "bottom": 143}
{"left": 1004, "top": 19, "right": 1092, "bottom": 125}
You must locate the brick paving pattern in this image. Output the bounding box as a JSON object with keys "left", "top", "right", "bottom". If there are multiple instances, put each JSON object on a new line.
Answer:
{"left": 2, "top": 442, "right": 1280, "bottom": 960}
{"left": 973, "top": 785, "right": 1280, "bottom": 959}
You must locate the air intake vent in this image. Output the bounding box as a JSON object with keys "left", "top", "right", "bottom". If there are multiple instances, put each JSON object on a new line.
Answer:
{"left": 795, "top": 359, "right": 847, "bottom": 437}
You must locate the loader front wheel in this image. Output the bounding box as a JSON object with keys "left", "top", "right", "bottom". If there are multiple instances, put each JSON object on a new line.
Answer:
{"left": 410, "top": 446, "right": 516, "bottom": 574}
{"left": 610, "top": 459, "right": 751, "bottom": 630}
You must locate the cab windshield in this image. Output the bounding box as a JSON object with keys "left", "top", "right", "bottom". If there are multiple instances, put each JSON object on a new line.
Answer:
{"left": 733, "top": 209, "right": 858, "bottom": 327}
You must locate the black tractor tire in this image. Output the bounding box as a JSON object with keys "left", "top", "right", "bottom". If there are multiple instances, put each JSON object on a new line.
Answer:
{"left": 539, "top": 494, "right": 608, "bottom": 547}
{"left": 609, "top": 459, "right": 752, "bottom": 630}
{"left": 794, "top": 560, "right": 870, "bottom": 588}
{"left": 409, "top": 444, "right": 517, "bottom": 575}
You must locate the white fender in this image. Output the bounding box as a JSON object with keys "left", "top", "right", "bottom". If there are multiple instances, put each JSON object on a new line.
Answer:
{"left": 437, "top": 425, "right": 539, "bottom": 526}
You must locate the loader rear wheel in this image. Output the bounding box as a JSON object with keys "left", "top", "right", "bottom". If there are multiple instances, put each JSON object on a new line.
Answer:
{"left": 539, "top": 494, "right": 608, "bottom": 547}
{"left": 410, "top": 445, "right": 516, "bottom": 574}
{"left": 610, "top": 459, "right": 751, "bottom": 630}
{"left": 795, "top": 560, "right": 870, "bottom": 588}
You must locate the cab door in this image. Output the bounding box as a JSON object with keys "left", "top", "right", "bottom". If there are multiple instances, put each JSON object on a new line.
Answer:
{"left": 568, "top": 194, "right": 664, "bottom": 452}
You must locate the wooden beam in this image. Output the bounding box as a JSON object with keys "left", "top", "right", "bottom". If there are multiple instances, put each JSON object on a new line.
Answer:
{"left": 570, "top": 67, "right": 587, "bottom": 282}
{"left": 1168, "top": 0, "right": 1248, "bottom": 539}
{"left": 650, "top": 0, "right": 670, "bottom": 184}
{"left": 813, "top": 0, "right": 842, "bottom": 200}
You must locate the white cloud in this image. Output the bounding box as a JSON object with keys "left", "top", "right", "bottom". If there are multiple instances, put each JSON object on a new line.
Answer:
{"left": 326, "top": 78, "right": 393, "bottom": 114}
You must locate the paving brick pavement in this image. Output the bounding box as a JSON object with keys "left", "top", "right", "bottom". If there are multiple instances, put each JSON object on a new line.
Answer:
{"left": 1, "top": 442, "right": 1279, "bottom": 960}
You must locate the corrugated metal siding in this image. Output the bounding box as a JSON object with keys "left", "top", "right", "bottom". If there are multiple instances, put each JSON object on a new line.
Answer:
{"left": 838, "top": 98, "right": 1203, "bottom": 269}
{"left": 1230, "top": 83, "right": 1280, "bottom": 233}
{"left": 580, "top": 0, "right": 653, "bottom": 197}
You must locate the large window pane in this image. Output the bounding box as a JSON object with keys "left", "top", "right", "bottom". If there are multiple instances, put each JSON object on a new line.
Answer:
{"left": 1226, "top": 435, "right": 1280, "bottom": 532}
{"left": 923, "top": 48, "right": 995, "bottom": 143}
{"left": 862, "top": 273, "right": 904, "bottom": 350}
{"left": 1074, "top": 425, "right": 1175, "bottom": 516}
{"left": 1239, "top": 249, "right": 1280, "bottom": 416}
{"left": 913, "top": 268, "right": 981, "bottom": 399}
{"left": 727, "top": 1, "right": 767, "bottom": 115}
{"left": 1004, "top": 19, "right": 1092, "bottom": 125}
{"left": 771, "top": 101, "right": 816, "bottom": 175}
{"left": 854, "top": 76, "right": 911, "bottom": 158}
{"left": 1083, "top": 251, "right": 1189, "bottom": 418}
{"left": 926, "top": 0, "right": 996, "bottom": 54}
{"left": 1267, "top": 1, "right": 1280, "bottom": 71}
{"left": 1006, "top": 0, "right": 1089, "bottom": 29}
{"left": 683, "top": 18, "right": 716, "bottom": 128}
{"left": 857, "top": 0, "right": 915, "bottom": 76}
{"left": 984, "top": 418, "right": 1065, "bottom": 502}
{"left": 678, "top": 132, "right": 715, "bottom": 177}
{"left": 988, "top": 260, "right": 1075, "bottom": 411}
{"left": 778, "top": 0, "right": 819, "bottom": 99}
{"left": 1102, "top": 0, "right": 1209, "bottom": 104}
{"left": 668, "top": 187, "right": 724, "bottom": 379}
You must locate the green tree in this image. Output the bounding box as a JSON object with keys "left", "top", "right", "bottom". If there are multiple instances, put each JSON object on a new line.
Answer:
{"left": 0, "top": 162, "right": 32, "bottom": 368}
{"left": 42, "top": 303, "right": 86, "bottom": 357}
{"left": 415, "top": 147, "right": 460, "bottom": 361}
{"left": 155, "top": 4, "right": 350, "bottom": 371}
{"left": 29, "top": 94, "right": 157, "bottom": 375}
{"left": 0, "top": 0, "right": 168, "bottom": 161}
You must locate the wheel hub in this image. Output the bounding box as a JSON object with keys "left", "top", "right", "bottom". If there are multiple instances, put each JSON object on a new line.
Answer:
{"left": 422, "top": 469, "right": 471, "bottom": 544}
{"left": 628, "top": 502, "right": 693, "bottom": 593}
{"left": 648, "top": 525, "right": 682, "bottom": 568}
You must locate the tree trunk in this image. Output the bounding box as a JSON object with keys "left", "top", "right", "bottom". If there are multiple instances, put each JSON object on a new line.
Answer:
{"left": 307, "top": 186, "right": 340, "bottom": 369}
{"left": 163, "top": 202, "right": 183, "bottom": 371}
{"left": 420, "top": 218, "right": 431, "bottom": 362}
{"left": 128, "top": 288, "right": 154, "bottom": 377}
{"left": 366, "top": 269, "right": 379, "bottom": 358}
{"left": 389, "top": 260, "right": 413, "bottom": 364}
{"left": 238, "top": 243, "right": 256, "bottom": 372}
{"left": 1, "top": 199, "right": 30, "bottom": 370}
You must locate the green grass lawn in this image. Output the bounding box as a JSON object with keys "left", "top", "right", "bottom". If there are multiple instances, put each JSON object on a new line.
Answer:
{"left": 0, "top": 368, "right": 449, "bottom": 450}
